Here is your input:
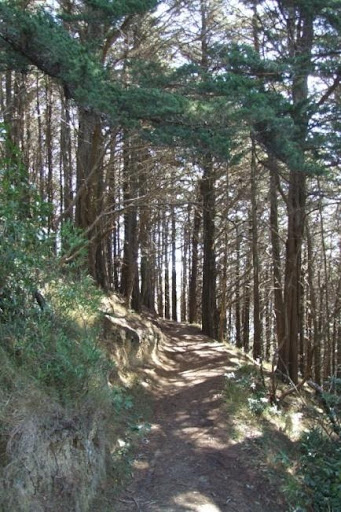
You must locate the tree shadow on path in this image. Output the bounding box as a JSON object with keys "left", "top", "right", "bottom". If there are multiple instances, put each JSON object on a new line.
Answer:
{"left": 115, "top": 321, "right": 288, "bottom": 512}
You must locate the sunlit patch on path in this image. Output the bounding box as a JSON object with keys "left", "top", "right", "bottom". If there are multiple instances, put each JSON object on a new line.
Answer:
{"left": 116, "top": 320, "right": 286, "bottom": 512}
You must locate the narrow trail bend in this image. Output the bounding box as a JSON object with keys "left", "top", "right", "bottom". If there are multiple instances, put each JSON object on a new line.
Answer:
{"left": 116, "top": 321, "right": 286, "bottom": 512}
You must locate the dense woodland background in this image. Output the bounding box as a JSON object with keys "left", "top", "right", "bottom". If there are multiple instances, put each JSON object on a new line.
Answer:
{"left": 0, "top": 0, "right": 340, "bottom": 386}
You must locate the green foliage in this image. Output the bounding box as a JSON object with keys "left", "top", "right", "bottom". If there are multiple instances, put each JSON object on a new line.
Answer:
{"left": 0, "top": 124, "right": 114, "bottom": 404}
{"left": 0, "top": 133, "right": 52, "bottom": 320}
{"left": 225, "top": 364, "right": 271, "bottom": 418}
{"left": 0, "top": 128, "right": 156, "bottom": 506}
{"left": 286, "top": 429, "right": 341, "bottom": 511}
{"left": 0, "top": 127, "right": 151, "bottom": 508}
{"left": 226, "top": 364, "right": 263, "bottom": 395}
{"left": 0, "top": 3, "right": 238, "bottom": 163}
{"left": 225, "top": 361, "right": 341, "bottom": 510}
{"left": 0, "top": 40, "right": 29, "bottom": 72}
{"left": 1, "top": 0, "right": 341, "bottom": 174}
{"left": 59, "top": 0, "right": 158, "bottom": 23}
{"left": 112, "top": 386, "right": 134, "bottom": 412}
{"left": 8, "top": 313, "right": 109, "bottom": 401}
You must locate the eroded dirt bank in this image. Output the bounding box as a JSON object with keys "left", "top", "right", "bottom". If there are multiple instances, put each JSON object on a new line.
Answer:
{"left": 116, "top": 321, "right": 286, "bottom": 512}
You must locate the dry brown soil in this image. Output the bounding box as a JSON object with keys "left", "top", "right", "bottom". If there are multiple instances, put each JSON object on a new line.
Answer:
{"left": 115, "top": 320, "right": 287, "bottom": 512}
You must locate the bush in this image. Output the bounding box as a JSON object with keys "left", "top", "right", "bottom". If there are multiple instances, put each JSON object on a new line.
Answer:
{"left": 225, "top": 364, "right": 270, "bottom": 417}
{"left": 0, "top": 124, "right": 114, "bottom": 402}
{"left": 0, "top": 124, "right": 136, "bottom": 510}
{"left": 286, "top": 429, "right": 341, "bottom": 511}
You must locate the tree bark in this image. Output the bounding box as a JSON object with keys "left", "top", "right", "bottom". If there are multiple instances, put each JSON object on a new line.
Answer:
{"left": 120, "top": 133, "right": 139, "bottom": 308}
{"left": 268, "top": 157, "right": 286, "bottom": 371}
{"left": 164, "top": 211, "right": 170, "bottom": 320}
{"left": 235, "top": 224, "right": 242, "bottom": 348}
{"left": 201, "top": 155, "right": 217, "bottom": 338}
{"left": 188, "top": 197, "right": 201, "bottom": 324}
{"left": 181, "top": 205, "right": 190, "bottom": 322}
{"left": 75, "top": 108, "right": 106, "bottom": 285}
{"left": 281, "top": 170, "right": 306, "bottom": 383}
{"left": 171, "top": 205, "right": 177, "bottom": 321}
{"left": 278, "top": 3, "right": 313, "bottom": 383}
{"left": 251, "top": 137, "right": 262, "bottom": 359}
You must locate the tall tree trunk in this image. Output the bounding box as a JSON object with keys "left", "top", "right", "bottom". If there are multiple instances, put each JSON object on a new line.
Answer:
{"left": 306, "top": 220, "right": 319, "bottom": 381}
{"left": 282, "top": 170, "right": 306, "bottom": 383}
{"left": 164, "top": 212, "right": 170, "bottom": 320}
{"left": 218, "top": 231, "right": 228, "bottom": 342}
{"left": 139, "top": 149, "right": 154, "bottom": 311}
{"left": 181, "top": 205, "right": 190, "bottom": 322}
{"left": 251, "top": 137, "right": 262, "bottom": 359}
{"left": 337, "top": 323, "right": 341, "bottom": 379}
{"left": 120, "top": 133, "right": 139, "bottom": 308}
{"left": 45, "top": 79, "right": 54, "bottom": 233}
{"left": 171, "top": 205, "right": 177, "bottom": 321}
{"left": 299, "top": 248, "right": 306, "bottom": 376}
{"left": 36, "top": 75, "right": 44, "bottom": 200}
{"left": 242, "top": 250, "right": 251, "bottom": 353}
{"left": 264, "top": 268, "right": 272, "bottom": 361}
{"left": 268, "top": 157, "right": 286, "bottom": 372}
{"left": 156, "top": 210, "right": 164, "bottom": 316}
{"left": 75, "top": 108, "right": 108, "bottom": 287}
{"left": 201, "top": 155, "right": 217, "bottom": 338}
{"left": 235, "top": 224, "right": 242, "bottom": 348}
{"left": 60, "top": 93, "right": 73, "bottom": 221}
{"left": 140, "top": 207, "right": 155, "bottom": 311}
{"left": 189, "top": 196, "right": 201, "bottom": 324}
{"left": 317, "top": 185, "right": 332, "bottom": 380}
{"left": 279, "top": 4, "right": 313, "bottom": 383}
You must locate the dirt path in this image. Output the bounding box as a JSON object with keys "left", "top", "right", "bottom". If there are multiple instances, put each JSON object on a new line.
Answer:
{"left": 115, "top": 321, "right": 286, "bottom": 512}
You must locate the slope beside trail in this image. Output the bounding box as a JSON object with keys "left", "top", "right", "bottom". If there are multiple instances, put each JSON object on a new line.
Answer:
{"left": 116, "top": 320, "right": 286, "bottom": 512}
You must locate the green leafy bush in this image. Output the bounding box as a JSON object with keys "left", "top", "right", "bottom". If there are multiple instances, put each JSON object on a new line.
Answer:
{"left": 0, "top": 123, "right": 118, "bottom": 399}
{"left": 225, "top": 364, "right": 270, "bottom": 417}
{"left": 0, "top": 123, "right": 143, "bottom": 510}
{"left": 224, "top": 357, "right": 341, "bottom": 510}
{"left": 287, "top": 429, "right": 341, "bottom": 511}
{"left": 0, "top": 143, "right": 51, "bottom": 318}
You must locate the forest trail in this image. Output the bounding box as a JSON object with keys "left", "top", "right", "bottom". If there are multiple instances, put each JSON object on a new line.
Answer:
{"left": 115, "top": 321, "right": 286, "bottom": 512}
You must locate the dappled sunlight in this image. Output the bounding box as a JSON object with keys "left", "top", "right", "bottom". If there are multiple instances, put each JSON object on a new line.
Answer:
{"left": 116, "top": 320, "right": 288, "bottom": 511}
{"left": 173, "top": 492, "right": 223, "bottom": 511}
{"left": 132, "top": 459, "right": 149, "bottom": 471}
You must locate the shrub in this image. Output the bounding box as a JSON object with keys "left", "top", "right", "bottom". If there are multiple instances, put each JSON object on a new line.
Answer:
{"left": 288, "top": 429, "right": 341, "bottom": 511}
{"left": 0, "top": 124, "right": 135, "bottom": 510}
{"left": 225, "top": 363, "right": 270, "bottom": 417}
{"left": 0, "top": 124, "right": 113, "bottom": 402}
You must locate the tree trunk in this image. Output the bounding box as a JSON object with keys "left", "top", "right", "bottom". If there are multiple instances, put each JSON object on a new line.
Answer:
{"left": 251, "top": 137, "right": 262, "bottom": 359}
{"left": 156, "top": 210, "right": 164, "bottom": 316}
{"left": 139, "top": 149, "right": 155, "bottom": 311}
{"left": 281, "top": 170, "right": 306, "bottom": 383}
{"left": 235, "top": 224, "right": 242, "bottom": 348}
{"left": 120, "top": 132, "right": 139, "bottom": 307}
{"left": 242, "top": 249, "right": 251, "bottom": 353}
{"left": 45, "top": 79, "right": 54, "bottom": 233}
{"left": 218, "top": 232, "right": 228, "bottom": 342}
{"left": 268, "top": 157, "right": 286, "bottom": 372}
{"left": 201, "top": 155, "right": 217, "bottom": 338}
{"left": 306, "top": 220, "right": 319, "bottom": 381}
{"left": 188, "top": 196, "right": 201, "bottom": 324}
{"left": 171, "top": 205, "right": 177, "bottom": 321}
{"left": 181, "top": 206, "right": 190, "bottom": 322}
{"left": 60, "top": 93, "right": 74, "bottom": 221}
{"left": 278, "top": 4, "right": 313, "bottom": 384}
{"left": 164, "top": 212, "right": 170, "bottom": 320}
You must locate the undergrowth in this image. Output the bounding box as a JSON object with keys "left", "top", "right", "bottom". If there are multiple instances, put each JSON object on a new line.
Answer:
{"left": 224, "top": 360, "right": 341, "bottom": 511}
{"left": 0, "top": 125, "right": 145, "bottom": 510}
